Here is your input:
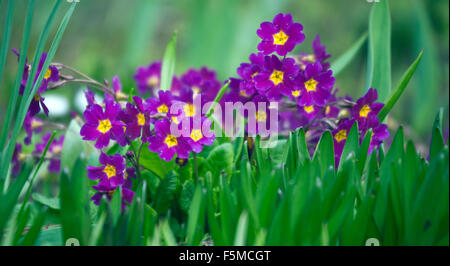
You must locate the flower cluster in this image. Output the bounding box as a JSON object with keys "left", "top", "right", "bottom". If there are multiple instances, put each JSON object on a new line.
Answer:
{"left": 10, "top": 49, "right": 63, "bottom": 176}
{"left": 83, "top": 68, "right": 219, "bottom": 206}
{"left": 222, "top": 13, "right": 389, "bottom": 166}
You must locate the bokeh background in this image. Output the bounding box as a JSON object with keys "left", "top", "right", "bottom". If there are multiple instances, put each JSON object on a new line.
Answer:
{"left": 1, "top": 0, "right": 448, "bottom": 145}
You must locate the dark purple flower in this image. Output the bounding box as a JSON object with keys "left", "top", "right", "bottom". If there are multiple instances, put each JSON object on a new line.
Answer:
{"left": 80, "top": 101, "right": 126, "bottom": 149}
{"left": 295, "top": 62, "right": 334, "bottom": 107}
{"left": 23, "top": 112, "right": 43, "bottom": 145}
{"left": 87, "top": 152, "right": 126, "bottom": 188}
{"left": 90, "top": 184, "right": 135, "bottom": 209}
{"left": 236, "top": 53, "right": 265, "bottom": 98}
{"left": 119, "top": 96, "right": 151, "bottom": 142}
{"left": 11, "top": 143, "right": 22, "bottom": 177}
{"left": 133, "top": 61, "right": 162, "bottom": 94}
{"left": 112, "top": 75, "right": 128, "bottom": 100}
{"left": 254, "top": 55, "right": 299, "bottom": 100}
{"left": 185, "top": 116, "right": 215, "bottom": 153}
{"left": 298, "top": 35, "right": 331, "bottom": 70}
{"left": 297, "top": 104, "right": 322, "bottom": 125}
{"left": 85, "top": 87, "right": 97, "bottom": 106}
{"left": 332, "top": 118, "right": 355, "bottom": 167}
{"left": 146, "top": 90, "right": 173, "bottom": 116}
{"left": 180, "top": 67, "right": 221, "bottom": 102}
{"left": 257, "top": 13, "right": 305, "bottom": 56}
{"left": 363, "top": 116, "right": 390, "bottom": 155}
{"left": 33, "top": 132, "right": 64, "bottom": 173}
{"left": 148, "top": 118, "right": 191, "bottom": 161}
{"left": 351, "top": 88, "right": 384, "bottom": 132}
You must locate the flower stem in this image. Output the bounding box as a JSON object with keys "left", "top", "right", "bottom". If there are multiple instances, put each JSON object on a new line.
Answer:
{"left": 193, "top": 152, "right": 199, "bottom": 183}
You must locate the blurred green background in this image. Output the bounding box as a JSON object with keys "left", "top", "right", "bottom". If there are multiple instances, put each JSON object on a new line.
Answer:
{"left": 0, "top": 0, "right": 448, "bottom": 142}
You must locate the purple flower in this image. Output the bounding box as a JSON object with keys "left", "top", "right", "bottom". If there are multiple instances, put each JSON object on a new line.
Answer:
{"left": 295, "top": 62, "right": 334, "bottom": 107}
{"left": 364, "top": 116, "right": 390, "bottom": 154}
{"left": 133, "top": 61, "right": 162, "bottom": 94}
{"left": 33, "top": 132, "right": 64, "bottom": 173}
{"left": 112, "top": 75, "right": 128, "bottom": 100}
{"left": 185, "top": 116, "right": 215, "bottom": 153}
{"left": 148, "top": 118, "right": 191, "bottom": 161}
{"left": 119, "top": 96, "right": 151, "bottom": 142}
{"left": 254, "top": 55, "right": 299, "bottom": 100}
{"left": 80, "top": 101, "right": 126, "bottom": 149}
{"left": 298, "top": 35, "right": 331, "bottom": 70}
{"left": 85, "top": 87, "right": 97, "bottom": 106}
{"left": 180, "top": 67, "right": 221, "bottom": 102}
{"left": 11, "top": 143, "right": 22, "bottom": 177}
{"left": 146, "top": 90, "right": 174, "bottom": 116}
{"left": 90, "top": 184, "right": 135, "bottom": 209}
{"left": 23, "top": 112, "right": 43, "bottom": 145}
{"left": 351, "top": 88, "right": 384, "bottom": 132}
{"left": 87, "top": 152, "right": 126, "bottom": 189}
{"left": 236, "top": 53, "right": 265, "bottom": 98}
{"left": 297, "top": 104, "right": 322, "bottom": 125}
{"left": 332, "top": 118, "right": 355, "bottom": 167}
{"left": 257, "top": 13, "right": 305, "bottom": 56}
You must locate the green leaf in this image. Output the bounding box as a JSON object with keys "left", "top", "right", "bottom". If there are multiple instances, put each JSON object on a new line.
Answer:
{"left": 35, "top": 226, "right": 63, "bottom": 246}
{"left": 160, "top": 31, "right": 177, "bottom": 91}
{"left": 18, "top": 208, "right": 47, "bottom": 246}
{"left": 153, "top": 171, "right": 179, "bottom": 214}
{"left": 180, "top": 180, "right": 195, "bottom": 213}
{"left": 160, "top": 219, "right": 177, "bottom": 246}
{"left": 207, "top": 80, "right": 230, "bottom": 118}
{"left": 32, "top": 193, "right": 60, "bottom": 210}
{"left": 429, "top": 110, "right": 445, "bottom": 161}
{"left": 331, "top": 32, "right": 367, "bottom": 76}
{"left": 312, "top": 131, "right": 335, "bottom": 175}
{"left": 378, "top": 50, "right": 423, "bottom": 121}
{"left": 139, "top": 145, "right": 177, "bottom": 178}
{"left": 199, "top": 143, "right": 234, "bottom": 181}
{"left": 0, "top": 0, "right": 14, "bottom": 87}
{"left": 0, "top": 0, "right": 34, "bottom": 152}
{"left": 338, "top": 122, "right": 359, "bottom": 171}
{"left": 234, "top": 211, "right": 248, "bottom": 246}
{"left": 366, "top": 0, "right": 391, "bottom": 101}
{"left": 185, "top": 185, "right": 205, "bottom": 245}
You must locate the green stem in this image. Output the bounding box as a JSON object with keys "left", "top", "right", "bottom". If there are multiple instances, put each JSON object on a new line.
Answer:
{"left": 193, "top": 152, "right": 199, "bottom": 183}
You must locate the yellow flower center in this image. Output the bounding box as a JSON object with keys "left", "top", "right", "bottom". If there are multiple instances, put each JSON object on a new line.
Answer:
{"left": 305, "top": 78, "right": 318, "bottom": 92}
{"left": 164, "top": 134, "right": 178, "bottom": 148}
{"left": 147, "top": 76, "right": 159, "bottom": 87}
{"left": 97, "top": 119, "right": 112, "bottom": 134}
{"left": 325, "top": 106, "right": 331, "bottom": 115}
{"left": 334, "top": 129, "right": 347, "bottom": 143}
{"left": 291, "top": 90, "right": 300, "bottom": 97}
{"left": 44, "top": 68, "right": 52, "bottom": 79}
{"left": 137, "top": 112, "right": 145, "bottom": 126}
{"left": 273, "top": 30, "right": 288, "bottom": 45}
{"left": 256, "top": 110, "right": 267, "bottom": 122}
{"left": 304, "top": 105, "right": 314, "bottom": 113}
{"left": 52, "top": 145, "right": 62, "bottom": 154}
{"left": 269, "top": 70, "right": 284, "bottom": 85}
{"left": 184, "top": 104, "right": 195, "bottom": 117}
{"left": 157, "top": 104, "right": 169, "bottom": 113}
{"left": 251, "top": 72, "right": 259, "bottom": 78}
{"left": 103, "top": 164, "right": 116, "bottom": 178}
{"left": 359, "top": 104, "right": 371, "bottom": 118}
{"left": 302, "top": 54, "right": 316, "bottom": 63}
{"left": 190, "top": 129, "right": 203, "bottom": 142}
{"left": 34, "top": 94, "right": 40, "bottom": 101}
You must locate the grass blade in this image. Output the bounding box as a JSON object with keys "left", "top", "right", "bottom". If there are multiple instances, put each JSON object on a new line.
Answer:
{"left": 366, "top": 0, "right": 391, "bottom": 101}
{"left": 0, "top": 0, "right": 14, "bottom": 87}
{"left": 0, "top": 1, "right": 76, "bottom": 180}
{"left": 378, "top": 50, "right": 423, "bottom": 121}
{"left": 160, "top": 31, "right": 177, "bottom": 91}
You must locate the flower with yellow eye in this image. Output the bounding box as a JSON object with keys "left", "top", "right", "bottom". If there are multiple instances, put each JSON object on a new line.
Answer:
{"left": 118, "top": 96, "right": 151, "bottom": 142}
{"left": 351, "top": 88, "right": 384, "bottom": 132}
{"left": 254, "top": 55, "right": 299, "bottom": 100}
{"left": 186, "top": 117, "right": 215, "bottom": 153}
{"left": 332, "top": 119, "right": 355, "bottom": 167}
{"left": 295, "top": 62, "right": 335, "bottom": 107}
{"left": 80, "top": 100, "right": 125, "bottom": 149}
{"left": 257, "top": 13, "right": 305, "bottom": 56}
{"left": 148, "top": 118, "right": 192, "bottom": 162}
{"left": 87, "top": 152, "right": 126, "bottom": 189}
